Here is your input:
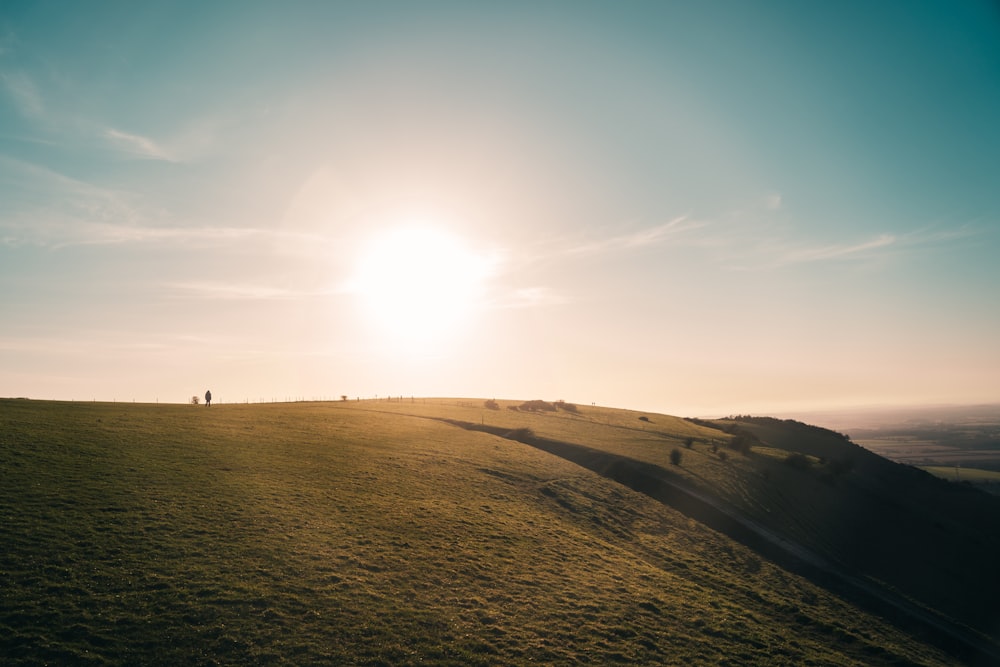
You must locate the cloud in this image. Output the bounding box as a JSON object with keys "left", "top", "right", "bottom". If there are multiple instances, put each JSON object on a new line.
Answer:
{"left": 563, "top": 216, "right": 705, "bottom": 257}
{"left": 774, "top": 233, "right": 897, "bottom": 264}
{"left": 489, "top": 286, "right": 570, "bottom": 309}
{"left": 57, "top": 223, "right": 271, "bottom": 247}
{"left": 0, "top": 156, "right": 146, "bottom": 239}
{"left": 0, "top": 155, "right": 334, "bottom": 250}
{"left": 103, "top": 127, "right": 176, "bottom": 161}
{"left": 163, "top": 281, "right": 344, "bottom": 301}
{"left": 0, "top": 218, "right": 267, "bottom": 249}
{"left": 1, "top": 68, "right": 199, "bottom": 163}
{"left": 0, "top": 70, "right": 44, "bottom": 118}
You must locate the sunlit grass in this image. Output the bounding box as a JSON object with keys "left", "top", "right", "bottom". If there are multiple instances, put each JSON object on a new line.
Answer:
{"left": 0, "top": 398, "right": 954, "bottom": 665}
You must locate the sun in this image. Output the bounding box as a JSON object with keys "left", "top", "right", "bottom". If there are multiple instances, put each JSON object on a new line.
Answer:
{"left": 351, "top": 225, "right": 494, "bottom": 345}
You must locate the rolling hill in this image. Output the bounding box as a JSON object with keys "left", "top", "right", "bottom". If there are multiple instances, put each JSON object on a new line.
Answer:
{"left": 1, "top": 397, "right": 997, "bottom": 665}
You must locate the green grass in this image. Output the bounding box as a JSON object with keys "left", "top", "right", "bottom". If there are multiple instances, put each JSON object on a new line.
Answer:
{"left": 920, "top": 466, "right": 1000, "bottom": 483}
{"left": 0, "top": 398, "right": 961, "bottom": 665}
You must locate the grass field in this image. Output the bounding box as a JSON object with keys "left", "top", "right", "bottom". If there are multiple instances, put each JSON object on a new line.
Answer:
{"left": 0, "top": 398, "right": 967, "bottom": 665}
{"left": 920, "top": 465, "right": 1000, "bottom": 484}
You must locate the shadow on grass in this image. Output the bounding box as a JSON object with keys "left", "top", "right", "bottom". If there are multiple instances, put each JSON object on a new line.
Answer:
{"left": 441, "top": 418, "right": 1000, "bottom": 667}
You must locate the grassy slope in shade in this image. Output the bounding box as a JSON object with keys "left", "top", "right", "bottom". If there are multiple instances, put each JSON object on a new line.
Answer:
{"left": 0, "top": 399, "right": 959, "bottom": 665}
{"left": 709, "top": 417, "right": 1000, "bottom": 638}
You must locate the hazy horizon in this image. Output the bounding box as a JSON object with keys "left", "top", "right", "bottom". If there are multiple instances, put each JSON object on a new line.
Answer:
{"left": 2, "top": 1, "right": 998, "bottom": 417}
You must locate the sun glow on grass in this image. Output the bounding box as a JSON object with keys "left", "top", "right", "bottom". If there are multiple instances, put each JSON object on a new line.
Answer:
{"left": 350, "top": 224, "right": 495, "bottom": 347}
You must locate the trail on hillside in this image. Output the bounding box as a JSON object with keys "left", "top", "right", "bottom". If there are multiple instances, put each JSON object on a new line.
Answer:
{"left": 441, "top": 418, "right": 1000, "bottom": 667}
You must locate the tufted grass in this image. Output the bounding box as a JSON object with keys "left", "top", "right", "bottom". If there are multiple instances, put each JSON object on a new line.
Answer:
{"left": 0, "top": 398, "right": 955, "bottom": 665}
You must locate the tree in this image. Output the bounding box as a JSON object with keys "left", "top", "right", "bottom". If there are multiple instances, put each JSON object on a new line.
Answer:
{"left": 670, "top": 448, "right": 682, "bottom": 466}
{"left": 784, "top": 453, "right": 811, "bottom": 470}
{"left": 191, "top": 395, "right": 200, "bottom": 405}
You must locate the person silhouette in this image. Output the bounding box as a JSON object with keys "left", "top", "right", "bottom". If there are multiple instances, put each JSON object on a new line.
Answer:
{"left": 205, "top": 389, "right": 212, "bottom": 406}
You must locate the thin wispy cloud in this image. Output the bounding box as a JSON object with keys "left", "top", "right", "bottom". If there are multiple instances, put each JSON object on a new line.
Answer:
{"left": 0, "top": 155, "right": 330, "bottom": 250}
{"left": 721, "top": 223, "right": 984, "bottom": 272}
{"left": 55, "top": 223, "right": 269, "bottom": 247}
{"left": 774, "top": 233, "right": 897, "bottom": 264}
{"left": 489, "top": 286, "right": 570, "bottom": 310}
{"left": 103, "top": 127, "right": 176, "bottom": 162}
{"left": 0, "top": 70, "right": 44, "bottom": 118}
{"left": 0, "top": 156, "right": 145, "bottom": 239}
{"left": 565, "top": 216, "right": 703, "bottom": 257}
{"left": 1, "top": 67, "right": 196, "bottom": 163}
{"left": 164, "top": 281, "right": 343, "bottom": 301}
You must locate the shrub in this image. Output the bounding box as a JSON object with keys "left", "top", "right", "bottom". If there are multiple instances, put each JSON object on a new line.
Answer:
{"left": 683, "top": 437, "right": 694, "bottom": 449}
{"left": 728, "top": 435, "right": 753, "bottom": 455}
{"left": 519, "top": 400, "right": 556, "bottom": 412}
{"left": 504, "top": 427, "right": 535, "bottom": 443}
{"left": 638, "top": 416, "right": 650, "bottom": 422}
{"left": 826, "top": 457, "right": 855, "bottom": 476}
{"left": 784, "top": 453, "right": 812, "bottom": 470}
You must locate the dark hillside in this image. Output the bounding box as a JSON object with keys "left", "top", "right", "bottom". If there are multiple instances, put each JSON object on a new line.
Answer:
{"left": 712, "top": 417, "right": 1000, "bottom": 642}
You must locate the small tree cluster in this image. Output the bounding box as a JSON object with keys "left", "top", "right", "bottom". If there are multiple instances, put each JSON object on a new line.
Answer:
{"left": 519, "top": 399, "right": 557, "bottom": 412}
{"left": 484, "top": 399, "right": 500, "bottom": 410}
{"left": 784, "top": 453, "right": 812, "bottom": 470}
{"left": 505, "top": 427, "right": 535, "bottom": 443}
{"left": 728, "top": 434, "right": 755, "bottom": 456}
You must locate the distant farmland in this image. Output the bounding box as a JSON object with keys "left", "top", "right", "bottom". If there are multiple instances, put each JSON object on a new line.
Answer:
{"left": 0, "top": 398, "right": 983, "bottom": 665}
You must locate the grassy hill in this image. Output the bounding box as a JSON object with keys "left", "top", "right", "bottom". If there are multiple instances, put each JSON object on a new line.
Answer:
{"left": 700, "top": 416, "right": 1000, "bottom": 640}
{"left": 0, "top": 398, "right": 993, "bottom": 665}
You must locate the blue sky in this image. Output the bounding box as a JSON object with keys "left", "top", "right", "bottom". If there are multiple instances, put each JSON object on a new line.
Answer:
{"left": 1, "top": 1, "right": 998, "bottom": 414}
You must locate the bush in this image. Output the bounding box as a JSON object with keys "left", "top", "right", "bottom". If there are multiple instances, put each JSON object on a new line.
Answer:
{"left": 683, "top": 437, "right": 694, "bottom": 449}
{"left": 784, "top": 453, "right": 812, "bottom": 470}
{"left": 519, "top": 400, "right": 556, "bottom": 412}
{"left": 826, "top": 457, "right": 855, "bottom": 476}
{"left": 670, "top": 448, "right": 682, "bottom": 466}
{"left": 504, "top": 427, "right": 535, "bottom": 443}
{"left": 728, "top": 435, "right": 753, "bottom": 455}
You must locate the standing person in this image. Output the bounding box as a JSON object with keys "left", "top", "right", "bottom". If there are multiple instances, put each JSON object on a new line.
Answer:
{"left": 205, "top": 389, "right": 212, "bottom": 406}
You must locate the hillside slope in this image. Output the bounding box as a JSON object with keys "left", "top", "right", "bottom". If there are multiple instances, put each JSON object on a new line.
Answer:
{"left": 705, "top": 416, "right": 1000, "bottom": 641}
{"left": 0, "top": 398, "right": 974, "bottom": 665}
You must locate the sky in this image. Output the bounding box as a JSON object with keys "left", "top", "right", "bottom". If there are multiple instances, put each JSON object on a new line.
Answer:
{"left": 1, "top": 1, "right": 999, "bottom": 416}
